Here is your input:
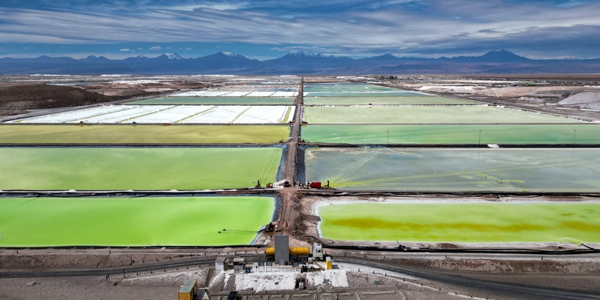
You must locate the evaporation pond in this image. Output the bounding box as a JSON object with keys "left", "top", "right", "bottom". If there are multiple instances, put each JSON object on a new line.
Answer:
{"left": 301, "top": 124, "right": 600, "bottom": 145}
{"left": 304, "top": 148, "right": 600, "bottom": 192}
{"left": 0, "top": 147, "right": 282, "bottom": 190}
{"left": 0, "top": 125, "right": 290, "bottom": 144}
{"left": 0, "top": 196, "right": 274, "bottom": 247}
{"left": 317, "top": 202, "right": 600, "bottom": 243}
{"left": 303, "top": 106, "right": 582, "bottom": 123}
{"left": 127, "top": 97, "right": 294, "bottom": 105}
{"left": 304, "top": 84, "right": 400, "bottom": 92}
{"left": 303, "top": 96, "right": 475, "bottom": 105}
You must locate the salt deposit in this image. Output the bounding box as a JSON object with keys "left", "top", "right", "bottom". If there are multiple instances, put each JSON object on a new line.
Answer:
{"left": 558, "top": 92, "right": 600, "bottom": 110}
{"left": 233, "top": 270, "right": 348, "bottom": 292}
{"left": 271, "top": 91, "right": 298, "bottom": 97}
{"left": 111, "top": 80, "right": 160, "bottom": 84}
{"left": 15, "top": 105, "right": 130, "bottom": 123}
{"left": 225, "top": 91, "right": 251, "bottom": 97}
{"left": 14, "top": 105, "right": 294, "bottom": 124}
{"left": 81, "top": 105, "right": 171, "bottom": 123}
{"left": 234, "top": 106, "right": 293, "bottom": 124}
{"left": 246, "top": 91, "right": 276, "bottom": 97}
{"left": 419, "top": 85, "right": 485, "bottom": 92}
{"left": 306, "top": 270, "right": 348, "bottom": 287}
{"left": 128, "top": 106, "right": 214, "bottom": 123}
{"left": 182, "top": 106, "right": 249, "bottom": 123}
{"left": 234, "top": 272, "right": 297, "bottom": 292}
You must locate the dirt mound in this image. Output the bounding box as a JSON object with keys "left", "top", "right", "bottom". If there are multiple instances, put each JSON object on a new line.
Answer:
{"left": 0, "top": 84, "right": 117, "bottom": 111}
{"left": 558, "top": 92, "right": 600, "bottom": 110}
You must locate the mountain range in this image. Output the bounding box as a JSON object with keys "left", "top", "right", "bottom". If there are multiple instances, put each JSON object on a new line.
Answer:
{"left": 2, "top": 50, "right": 599, "bottom": 75}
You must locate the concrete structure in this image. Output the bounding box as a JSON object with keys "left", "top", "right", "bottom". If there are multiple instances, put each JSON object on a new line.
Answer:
{"left": 274, "top": 235, "right": 290, "bottom": 264}
{"left": 215, "top": 256, "right": 226, "bottom": 271}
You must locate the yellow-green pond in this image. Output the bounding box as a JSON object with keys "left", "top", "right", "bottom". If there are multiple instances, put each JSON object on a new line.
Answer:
{"left": 318, "top": 202, "right": 600, "bottom": 243}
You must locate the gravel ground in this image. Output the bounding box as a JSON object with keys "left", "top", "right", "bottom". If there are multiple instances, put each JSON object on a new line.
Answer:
{"left": 0, "top": 276, "right": 178, "bottom": 300}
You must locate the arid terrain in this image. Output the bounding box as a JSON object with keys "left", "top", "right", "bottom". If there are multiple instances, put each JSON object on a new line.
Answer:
{"left": 1, "top": 74, "right": 599, "bottom": 300}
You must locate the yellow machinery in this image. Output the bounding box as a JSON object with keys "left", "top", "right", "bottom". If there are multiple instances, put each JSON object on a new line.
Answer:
{"left": 178, "top": 279, "right": 197, "bottom": 300}
{"left": 265, "top": 243, "right": 324, "bottom": 261}
{"left": 266, "top": 247, "right": 309, "bottom": 256}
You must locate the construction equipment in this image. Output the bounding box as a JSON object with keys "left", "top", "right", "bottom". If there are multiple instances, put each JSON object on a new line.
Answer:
{"left": 263, "top": 222, "right": 276, "bottom": 233}
{"left": 178, "top": 279, "right": 197, "bottom": 300}
{"left": 309, "top": 180, "right": 330, "bottom": 189}
{"left": 265, "top": 243, "right": 325, "bottom": 261}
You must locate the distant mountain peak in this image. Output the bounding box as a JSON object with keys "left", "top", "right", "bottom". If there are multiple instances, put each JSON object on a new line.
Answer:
{"left": 157, "top": 53, "right": 184, "bottom": 60}
{"left": 83, "top": 55, "right": 108, "bottom": 60}
{"left": 480, "top": 49, "right": 528, "bottom": 61}
{"left": 287, "top": 51, "right": 326, "bottom": 58}
{"left": 367, "top": 53, "right": 398, "bottom": 60}
{"left": 219, "top": 50, "right": 241, "bottom": 57}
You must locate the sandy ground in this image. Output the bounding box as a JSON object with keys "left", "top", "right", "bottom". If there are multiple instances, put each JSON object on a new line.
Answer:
{"left": 0, "top": 270, "right": 476, "bottom": 300}
{"left": 0, "top": 276, "right": 179, "bottom": 300}
{"left": 385, "top": 74, "right": 600, "bottom": 122}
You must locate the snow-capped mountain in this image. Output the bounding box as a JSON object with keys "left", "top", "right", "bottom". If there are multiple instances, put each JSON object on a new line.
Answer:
{"left": 155, "top": 53, "right": 185, "bottom": 60}
{"left": 1, "top": 50, "right": 598, "bottom": 74}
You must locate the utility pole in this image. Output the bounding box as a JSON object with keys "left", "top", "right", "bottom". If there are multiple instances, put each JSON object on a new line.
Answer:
{"left": 478, "top": 130, "right": 482, "bottom": 145}
{"left": 386, "top": 130, "right": 389, "bottom": 145}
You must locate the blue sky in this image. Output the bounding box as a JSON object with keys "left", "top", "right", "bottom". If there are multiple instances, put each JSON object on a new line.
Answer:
{"left": 1, "top": 0, "right": 599, "bottom": 59}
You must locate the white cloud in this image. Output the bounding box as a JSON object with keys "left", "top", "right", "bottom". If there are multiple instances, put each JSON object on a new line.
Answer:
{"left": 120, "top": 48, "right": 131, "bottom": 52}
{"left": 186, "top": 47, "right": 192, "bottom": 50}
{"left": 1, "top": 1, "right": 599, "bottom": 58}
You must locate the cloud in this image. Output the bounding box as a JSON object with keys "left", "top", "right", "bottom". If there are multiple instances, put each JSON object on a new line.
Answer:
{"left": 271, "top": 46, "right": 333, "bottom": 53}
{"left": 120, "top": 48, "right": 131, "bottom": 52}
{"left": 0, "top": 1, "right": 599, "bottom": 58}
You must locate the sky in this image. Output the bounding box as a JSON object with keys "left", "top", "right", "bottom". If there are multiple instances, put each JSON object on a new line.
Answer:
{"left": 1, "top": 0, "right": 599, "bottom": 60}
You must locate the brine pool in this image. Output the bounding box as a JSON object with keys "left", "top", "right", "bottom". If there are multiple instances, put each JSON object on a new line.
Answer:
{"left": 303, "top": 106, "right": 582, "bottom": 124}
{"left": 317, "top": 201, "right": 600, "bottom": 243}
{"left": 0, "top": 124, "right": 290, "bottom": 144}
{"left": 0, "top": 196, "right": 275, "bottom": 247}
{"left": 303, "top": 96, "right": 476, "bottom": 105}
{"left": 303, "top": 148, "right": 600, "bottom": 192}
{"left": 301, "top": 124, "right": 600, "bottom": 145}
{"left": 0, "top": 147, "right": 283, "bottom": 190}
{"left": 127, "top": 96, "right": 294, "bottom": 105}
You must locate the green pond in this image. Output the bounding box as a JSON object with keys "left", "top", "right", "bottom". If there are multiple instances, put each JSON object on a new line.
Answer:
{"left": 303, "top": 96, "right": 476, "bottom": 105}
{"left": 0, "top": 147, "right": 282, "bottom": 190}
{"left": 301, "top": 124, "right": 600, "bottom": 145}
{"left": 304, "top": 148, "right": 600, "bottom": 192}
{"left": 305, "top": 92, "right": 421, "bottom": 97}
{"left": 318, "top": 202, "right": 600, "bottom": 243}
{"left": 127, "top": 97, "right": 294, "bottom": 105}
{"left": 0, "top": 125, "right": 290, "bottom": 144}
{"left": 0, "top": 196, "right": 274, "bottom": 247}
{"left": 303, "top": 106, "right": 582, "bottom": 124}
{"left": 304, "top": 84, "right": 399, "bottom": 92}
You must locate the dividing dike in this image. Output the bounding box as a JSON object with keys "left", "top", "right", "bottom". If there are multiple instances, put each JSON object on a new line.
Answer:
{"left": 275, "top": 78, "right": 304, "bottom": 238}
